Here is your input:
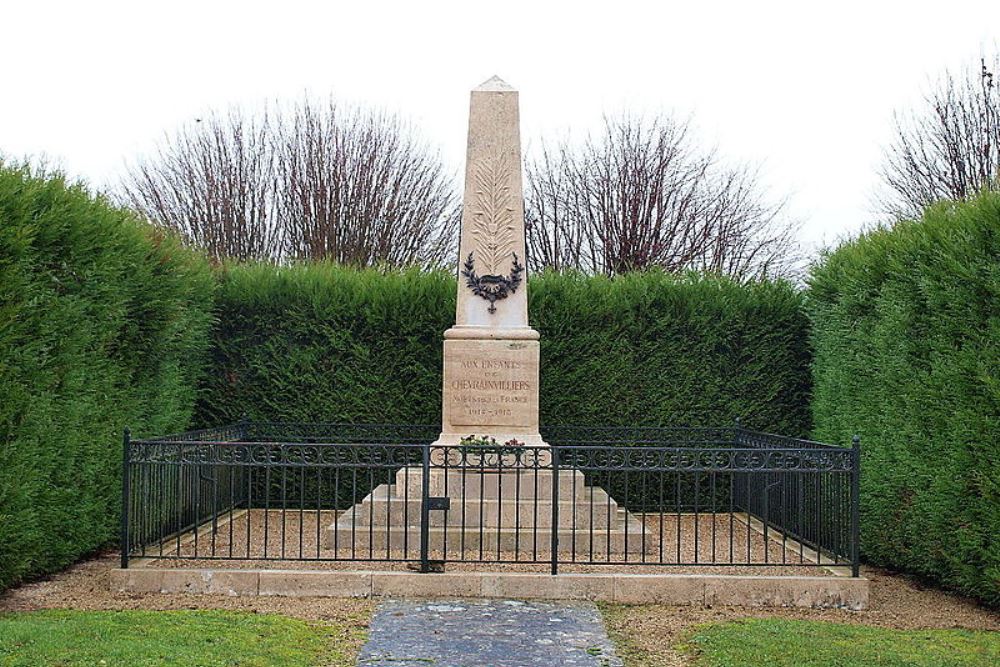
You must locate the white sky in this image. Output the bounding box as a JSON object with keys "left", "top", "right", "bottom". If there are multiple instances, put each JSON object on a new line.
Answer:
{"left": 3, "top": 0, "right": 999, "bottom": 254}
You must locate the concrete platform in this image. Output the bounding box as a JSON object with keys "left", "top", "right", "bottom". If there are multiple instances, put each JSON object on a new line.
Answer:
{"left": 109, "top": 567, "right": 869, "bottom": 609}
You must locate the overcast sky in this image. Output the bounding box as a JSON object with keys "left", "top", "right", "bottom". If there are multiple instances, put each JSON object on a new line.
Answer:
{"left": 4, "top": 1, "right": 999, "bottom": 255}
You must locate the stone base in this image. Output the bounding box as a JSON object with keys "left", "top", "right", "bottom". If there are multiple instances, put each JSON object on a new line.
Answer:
{"left": 109, "top": 568, "right": 869, "bottom": 609}
{"left": 327, "top": 466, "right": 651, "bottom": 556}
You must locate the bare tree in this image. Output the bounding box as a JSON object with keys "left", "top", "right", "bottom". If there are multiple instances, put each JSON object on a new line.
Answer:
{"left": 119, "top": 99, "right": 459, "bottom": 266}
{"left": 121, "top": 109, "right": 281, "bottom": 261}
{"left": 525, "top": 114, "right": 799, "bottom": 279}
{"left": 276, "top": 100, "right": 458, "bottom": 266}
{"left": 879, "top": 54, "right": 1000, "bottom": 220}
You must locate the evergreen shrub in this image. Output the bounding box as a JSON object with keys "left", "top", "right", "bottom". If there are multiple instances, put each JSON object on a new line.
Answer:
{"left": 0, "top": 164, "right": 214, "bottom": 591}
{"left": 809, "top": 194, "right": 1000, "bottom": 605}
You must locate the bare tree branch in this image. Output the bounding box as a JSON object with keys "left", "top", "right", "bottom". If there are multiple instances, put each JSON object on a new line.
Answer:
{"left": 525, "top": 113, "right": 800, "bottom": 280}
{"left": 120, "top": 109, "right": 281, "bottom": 261}
{"left": 879, "top": 54, "right": 1000, "bottom": 220}
{"left": 276, "top": 99, "right": 459, "bottom": 267}
{"left": 119, "top": 99, "right": 459, "bottom": 266}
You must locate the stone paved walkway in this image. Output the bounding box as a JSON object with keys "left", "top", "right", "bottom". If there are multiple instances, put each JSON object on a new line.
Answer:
{"left": 356, "top": 598, "right": 623, "bottom": 667}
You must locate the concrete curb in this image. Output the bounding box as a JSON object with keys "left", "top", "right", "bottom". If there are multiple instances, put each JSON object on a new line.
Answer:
{"left": 109, "top": 568, "right": 869, "bottom": 609}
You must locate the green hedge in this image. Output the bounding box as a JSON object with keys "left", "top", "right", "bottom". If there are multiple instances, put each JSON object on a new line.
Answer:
{"left": 0, "top": 164, "right": 214, "bottom": 591}
{"left": 196, "top": 264, "right": 456, "bottom": 426}
{"left": 532, "top": 271, "right": 811, "bottom": 433}
{"left": 809, "top": 194, "right": 1000, "bottom": 605}
{"left": 197, "top": 265, "right": 811, "bottom": 436}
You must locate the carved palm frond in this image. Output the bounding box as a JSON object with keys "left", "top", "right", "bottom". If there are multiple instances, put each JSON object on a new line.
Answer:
{"left": 471, "top": 150, "right": 515, "bottom": 275}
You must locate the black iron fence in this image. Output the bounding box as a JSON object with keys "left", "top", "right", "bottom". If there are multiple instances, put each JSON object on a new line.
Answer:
{"left": 121, "top": 422, "right": 860, "bottom": 576}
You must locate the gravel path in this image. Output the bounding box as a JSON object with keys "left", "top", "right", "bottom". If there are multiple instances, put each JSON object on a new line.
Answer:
{"left": 357, "top": 599, "right": 622, "bottom": 667}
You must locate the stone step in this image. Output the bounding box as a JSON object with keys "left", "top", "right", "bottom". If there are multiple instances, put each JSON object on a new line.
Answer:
{"left": 396, "top": 467, "right": 597, "bottom": 501}
{"left": 362, "top": 482, "right": 610, "bottom": 504}
{"left": 340, "top": 493, "right": 628, "bottom": 529}
{"left": 324, "top": 525, "right": 655, "bottom": 555}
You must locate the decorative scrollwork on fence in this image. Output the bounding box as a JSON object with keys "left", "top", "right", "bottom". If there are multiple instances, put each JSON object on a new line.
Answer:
{"left": 128, "top": 423, "right": 852, "bottom": 472}
{"left": 735, "top": 429, "right": 835, "bottom": 451}
{"left": 429, "top": 444, "right": 552, "bottom": 470}
{"left": 129, "top": 441, "right": 423, "bottom": 468}
{"left": 555, "top": 446, "right": 852, "bottom": 472}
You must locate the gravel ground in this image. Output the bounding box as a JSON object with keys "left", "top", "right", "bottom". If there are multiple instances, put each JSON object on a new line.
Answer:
{"left": 0, "top": 554, "right": 376, "bottom": 623}
{"left": 1, "top": 553, "right": 996, "bottom": 667}
{"left": 135, "top": 509, "right": 837, "bottom": 576}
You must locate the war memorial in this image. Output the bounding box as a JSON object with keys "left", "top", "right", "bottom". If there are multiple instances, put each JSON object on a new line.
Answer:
{"left": 111, "top": 79, "right": 867, "bottom": 609}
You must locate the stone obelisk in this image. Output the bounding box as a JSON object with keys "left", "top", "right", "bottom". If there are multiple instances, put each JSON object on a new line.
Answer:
{"left": 437, "top": 76, "right": 544, "bottom": 447}
{"left": 327, "top": 84, "right": 651, "bottom": 553}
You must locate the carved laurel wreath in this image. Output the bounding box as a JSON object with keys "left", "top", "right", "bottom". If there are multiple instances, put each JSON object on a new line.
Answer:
{"left": 463, "top": 148, "right": 524, "bottom": 313}
{"left": 462, "top": 252, "right": 524, "bottom": 313}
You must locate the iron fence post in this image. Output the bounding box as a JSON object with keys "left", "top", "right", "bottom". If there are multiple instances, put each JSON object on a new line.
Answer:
{"left": 850, "top": 434, "right": 861, "bottom": 577}
{"left": 238, "top": 412, "right": 250, "bottom": 440}
{"left": 120, "top": 427, "right": 131, "bottom": 569}
{"left": 550, "top": 446, "right": 560, "bottom": 576}
{"left": 419, "top": 443, "right": 431, "bottom": 573}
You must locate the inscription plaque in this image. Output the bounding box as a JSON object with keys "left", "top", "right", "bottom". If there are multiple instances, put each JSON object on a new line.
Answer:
{"left": 443, "top": 339, "right": 538, "bottom": 428}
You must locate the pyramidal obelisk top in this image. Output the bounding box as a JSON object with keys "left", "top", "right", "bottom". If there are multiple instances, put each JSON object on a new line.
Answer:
{"left": 475, "top": 75, "right": 515, "bottom": 91}
{"left": 436, "top": 77, "right": 544, "bottom": 446}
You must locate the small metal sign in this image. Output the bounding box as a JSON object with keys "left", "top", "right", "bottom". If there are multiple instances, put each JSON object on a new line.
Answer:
{"left": 426, "top": 496, "right": 451, "bottom": 511}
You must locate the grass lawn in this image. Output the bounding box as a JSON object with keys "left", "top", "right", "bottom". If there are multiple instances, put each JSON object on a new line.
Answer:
{"left": 682, "top": 618, "right": 1000, "bottom": 667}
{"left": 0, "top": 609, "right": 365, "bottom": 667}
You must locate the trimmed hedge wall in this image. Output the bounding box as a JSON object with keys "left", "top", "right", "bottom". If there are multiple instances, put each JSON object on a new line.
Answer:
{"left": 532, "top": 271, "right": 810, "bottom": 433}
{"left": 809, "top": 194, "right": 1000, "bottom": 605}
{"left": 0, "top": 165, "right": 214, "bottom": 591}
{"left": 196, "top": 265, "right": 811, "bottom": 436}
